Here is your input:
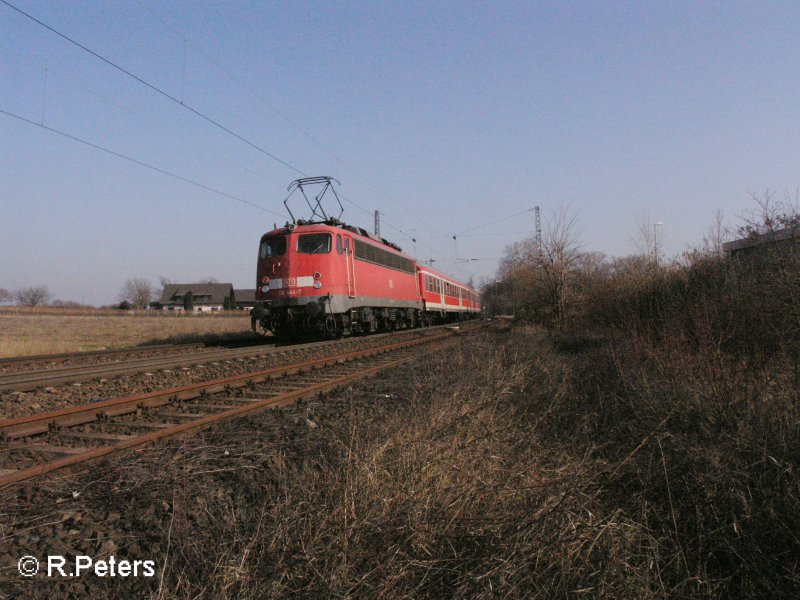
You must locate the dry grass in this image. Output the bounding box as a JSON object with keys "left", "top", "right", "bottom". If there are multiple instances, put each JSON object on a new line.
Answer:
{"left": 0, "top": 311, "right": 255, "bottom": 357}
{"left": 140, "top": 329, "right": 681, "bottom": 597}
{"left": 99, "top": 327, "right": 701, "bottom": 598}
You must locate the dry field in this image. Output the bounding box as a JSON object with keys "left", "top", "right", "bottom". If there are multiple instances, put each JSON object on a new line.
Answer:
{"left": 0, "top": 310, "right": 255, "bottom": 357}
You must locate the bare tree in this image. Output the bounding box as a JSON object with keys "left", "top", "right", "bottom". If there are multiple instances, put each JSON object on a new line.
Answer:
{"left": 0, "top": 288, "right": 11, "bottom": 304}
{"left": 537, "top": 206, "right": 582, "bottom": 330}
{"left": 159, "top": 276, "right": 173, "bottom": 288}
{"left": 701, "top": 208, "right": 728, "bottom": 257}
{"left": 493, "top": 206, "right": 583, "bottom": 328}
{"left": 498, "top": 238, "right": 540, "bottom": 279}
{"left": 118, "top": 278, "right": 155, "bottom": 309}
{"left": 14, "top": 286, "right": 52, "bottom": 306}
{"left": 739, "top": 189, "right": 800, "bottom": 237}
{"left": 634, "top": 211, "right": 666, "bottom": 263}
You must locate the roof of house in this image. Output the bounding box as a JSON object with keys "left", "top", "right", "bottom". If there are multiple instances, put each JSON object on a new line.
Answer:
{"left": 233, "top": 289, "right": 256, "bottom": 303}
{"left": 159, "top": 283, "right": 233, "bottom": 305}
{"left": 723, "top": 224, "right": 800, "bottom": 254}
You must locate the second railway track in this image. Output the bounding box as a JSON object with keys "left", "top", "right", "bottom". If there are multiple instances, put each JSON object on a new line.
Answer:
{"left": 0, "top": 325, "right": 457, "bottom": 393}
{"left": 0, "top": 342, "right": 206, "bottom": 371}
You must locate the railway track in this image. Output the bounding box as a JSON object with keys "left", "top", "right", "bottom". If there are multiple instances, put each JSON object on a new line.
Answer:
{"left": 0, "top": 342, "right": 284, "bottom": 393}
{"left": 0, "top": 342, "right": 207, "bottom": 371}
{"left": 0, "top": 323, "right": 482, "bottom": 487}
{"left": 0, "top": 327, "right": 447, "bottom": 393}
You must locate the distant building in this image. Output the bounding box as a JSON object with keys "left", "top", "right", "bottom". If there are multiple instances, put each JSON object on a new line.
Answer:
{"left": 233, "top": 289, "right": 256, "bottom": 310}
{"left": 723, "top": 224, "right": 800, "bottom": 258}
{"left": 159, "top": 283, "right": 235, "bottom": 312}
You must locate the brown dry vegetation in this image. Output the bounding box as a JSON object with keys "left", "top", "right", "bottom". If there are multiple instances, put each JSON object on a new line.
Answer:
{"left": 477, "top": 204, "right": 800, "bottom": 596}
{"left": 0, "top": 327, "right": 639, "bottom": 598}
{"left": 0, "top": 310, "right": 254, "bottom": 357}
{"left": 4, "top": 314, "right": 797, "bottom": 598}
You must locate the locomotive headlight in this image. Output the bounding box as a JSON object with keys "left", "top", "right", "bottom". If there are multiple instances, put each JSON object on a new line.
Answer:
{"left": 313, "top": 281, "right": 322, "bottom": 289}
{"left": 261, "top": 285, "right": 269, "bottom": 293}
{"left": 313, "top": 272, "right": 321, "bottom": 280}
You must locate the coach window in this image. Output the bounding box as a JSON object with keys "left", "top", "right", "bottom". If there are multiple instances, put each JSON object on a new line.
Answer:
{"left": 336, "top": 234, "right": 343, "bottom": 254}
{"left": 297, "top": 233, "right": 332, "bottom": 254}
{"left": 260, "top": 236, "right": 286, "bottom": 258}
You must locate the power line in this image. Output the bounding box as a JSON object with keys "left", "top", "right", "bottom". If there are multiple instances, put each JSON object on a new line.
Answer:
{"left": 1, "top": 0, "right": 306, "bottom": 177}
{"left": 0, "top": 108, "right": 285, "bottom": 218}
{"left": 5, "top": 96, "right": 479, "bottom": 277}
{"left": 457, "top": 207, "right": 535, "bottom": 235}
{"left": 427, "top": 230, "right": 535, "bottom": 240}
{"left": 1, "top": 41, "right": 275, "bottom": 188}
{"left": 3, "top": 0, "right": 427, "bottom": 247}
{"left": 1, "top": 0, "right": 472, "bottom": 276}
{"left": 132, "top": 0, "right": 342, "bottom": 163}
{"left": 131, "top": 0, "right": 429, "bottom": 232}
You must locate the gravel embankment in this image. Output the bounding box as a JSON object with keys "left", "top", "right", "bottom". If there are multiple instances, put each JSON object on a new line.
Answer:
{"left": 0, "top": 329, "right": 449, "bottom": 420}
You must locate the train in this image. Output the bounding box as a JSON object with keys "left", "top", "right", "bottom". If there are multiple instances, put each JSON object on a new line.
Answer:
{"left": 250, "top": 178, "right": 480, "bottom": 338}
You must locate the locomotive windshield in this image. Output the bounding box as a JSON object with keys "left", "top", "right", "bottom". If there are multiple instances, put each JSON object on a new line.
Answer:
{"left": 297, "top": 233, "right": 331, "bottom": 254}
{"left": 260, "top": 236, "right": 286, "bottom": 258}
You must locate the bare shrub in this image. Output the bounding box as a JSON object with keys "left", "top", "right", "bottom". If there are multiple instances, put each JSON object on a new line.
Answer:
{"left": 118, "top": 278, "right": 155, "bottom": 309}
{"left": 14, "top": 285, "right": 52, "bottom": 306}
{"left": 487, "top": 206, "right": 587, "bottom": 330}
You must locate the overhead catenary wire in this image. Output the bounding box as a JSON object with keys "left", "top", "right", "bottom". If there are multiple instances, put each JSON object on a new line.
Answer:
{"left": 425, "top": 230, "right": 535, "bottom": 240}
{"left": 1, "top": 41, "right": 275, "bottom": 189}
{"left": 0, "top": 108, "right": 285, "bottom": 218}
{"left": 1, "top": 0, "right": 480, "bottom": 277}
{"left": 456, "top": 207, "right": 535, "bottom": 235}
{"left": 3, "top": 102, "right": 466, "bottom": 273}
{"left": 0, "top": 0, "right": 307, "bottom": 178}
{"left": 132, "top": 0, "right": 426, "bottom": 227}
{"left": 1, "top": 0, "right": 428, "bottom": 252}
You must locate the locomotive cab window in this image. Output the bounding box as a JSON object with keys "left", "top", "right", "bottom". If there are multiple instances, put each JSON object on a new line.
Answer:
{"left": 260, "top": 236, "right": 286, "bottom": 258}
{"left": 297, "top": 233, "right": 332, "bottom": 254}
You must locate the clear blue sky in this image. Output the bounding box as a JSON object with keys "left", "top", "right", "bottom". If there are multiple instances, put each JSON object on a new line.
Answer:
{"left": 2, "top": 1, "right": 799, "bottom": 305}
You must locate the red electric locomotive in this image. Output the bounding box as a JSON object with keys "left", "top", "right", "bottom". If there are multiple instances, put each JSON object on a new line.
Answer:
{"left": 251, "top": 177, "right": 480, "bottom": 338}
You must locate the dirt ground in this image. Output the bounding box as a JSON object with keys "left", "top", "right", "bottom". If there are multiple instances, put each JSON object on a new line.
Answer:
{"left": 0, "top": 312, "right": 255, "bottom": 357}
